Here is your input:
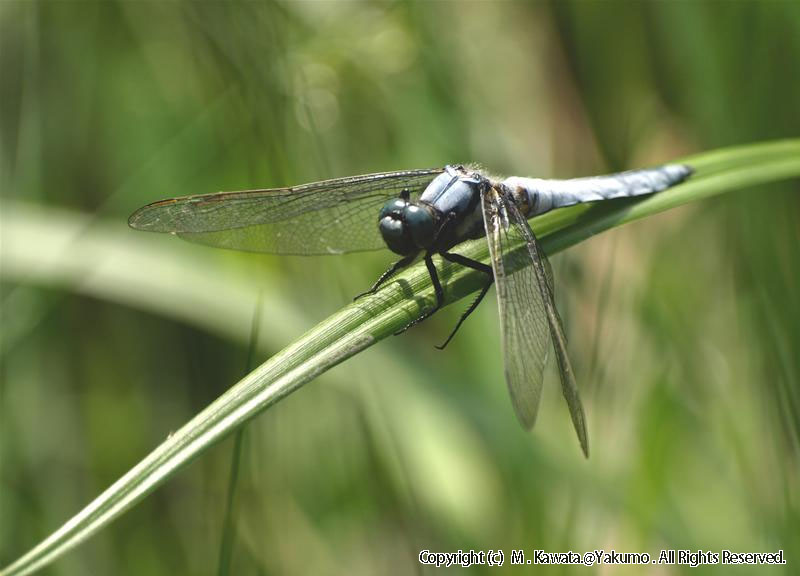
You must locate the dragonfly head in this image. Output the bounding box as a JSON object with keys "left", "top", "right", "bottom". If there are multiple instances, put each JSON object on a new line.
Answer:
{"left": 379, "top": 198, "right": 437, "bottom": 255}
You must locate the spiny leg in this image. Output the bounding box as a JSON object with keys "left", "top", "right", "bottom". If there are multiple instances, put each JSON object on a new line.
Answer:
{"left": 394, "top": 254, "right": 444, "bottom": 335}
{"left": 393, "top": 211, "right": 457, "bottom": 336}
{"left": 435, "top": 252, "right": 494, "bottom": 349}
{"left": 353, "top": 254, "right": 416, "bottom": 301}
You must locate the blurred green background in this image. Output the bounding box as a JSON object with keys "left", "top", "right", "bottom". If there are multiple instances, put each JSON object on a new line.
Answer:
{"left": 2, "top": 1, "right": 799, "bottom": 574}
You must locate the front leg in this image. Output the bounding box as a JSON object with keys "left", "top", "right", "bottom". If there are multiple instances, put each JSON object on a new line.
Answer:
{"left": 394, "top": 253, "right": 444, "bottom": 335}
{"left": 353, "top": 254, "right": 416, "bottom": 301}
{"left": 393, "top": 211, "right": 457, "bottom": 336}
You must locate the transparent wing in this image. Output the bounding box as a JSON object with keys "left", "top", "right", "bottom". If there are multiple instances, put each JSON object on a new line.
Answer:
{"left": 481, "top": 185, "right": 589, "bottom": 457}
{"left": 128, "top": 168, "right": 443, "bottom": 255}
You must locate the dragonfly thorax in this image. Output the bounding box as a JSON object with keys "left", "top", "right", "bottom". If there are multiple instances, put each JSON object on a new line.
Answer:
{"left": 379, "top": 166, "right": 489, "bottom": 256}
{"left": 378, "top": 197, "right": 438, "bottom": 255}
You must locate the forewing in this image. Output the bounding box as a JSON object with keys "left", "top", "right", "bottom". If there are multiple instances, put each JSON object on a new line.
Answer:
{"left": 482, "top": 186, "right": 589, "bottom": 456}
{"left": 128, "top": 169, "right": 443, "bottom": 255}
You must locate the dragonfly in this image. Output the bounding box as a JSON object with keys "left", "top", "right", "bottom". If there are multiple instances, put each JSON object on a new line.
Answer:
{"left": 129, "top": 163, "right": 692, "bottom": 456}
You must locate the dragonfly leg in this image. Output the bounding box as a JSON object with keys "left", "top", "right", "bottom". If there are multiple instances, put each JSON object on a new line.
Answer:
{"left": 393, "top": 211, "right": 462, "bottom": 335}
{"left": 394, "top": 254, "right": 443, "bottom": 335}
{"left": 354, "top": 254, "right": 416, "bottom": 301}
{"left": 435, "top": 252, "right": 494, "bottom": 349}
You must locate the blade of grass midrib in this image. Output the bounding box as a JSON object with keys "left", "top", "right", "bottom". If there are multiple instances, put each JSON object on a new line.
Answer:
{"left": 2, "top": 139, "right": 800, "bottom": 576}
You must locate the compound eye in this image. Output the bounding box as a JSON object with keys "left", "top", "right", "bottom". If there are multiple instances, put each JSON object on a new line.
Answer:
{"left": 379, "top": 198, "right": 408, "bottom": 220}
{"left": 404, "top": 204, "right": 436, "bottom": 249}
{"left": 379, "top": 215, "right": 415, "bottom": 255}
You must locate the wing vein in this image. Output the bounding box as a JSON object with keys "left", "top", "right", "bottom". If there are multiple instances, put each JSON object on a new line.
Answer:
{"left": 128, "top": 169, "right": 443, "bottom": 254}
{"left": 482, "top": 184, "right": 589, "bottom": 456}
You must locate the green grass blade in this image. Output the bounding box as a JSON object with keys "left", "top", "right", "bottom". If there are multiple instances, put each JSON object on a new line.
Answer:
{"left": 217, "top": 297, "right": 262, "bottom": 576}
{"left": 2, "top": 138, "right": 800, "bottom": 576}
